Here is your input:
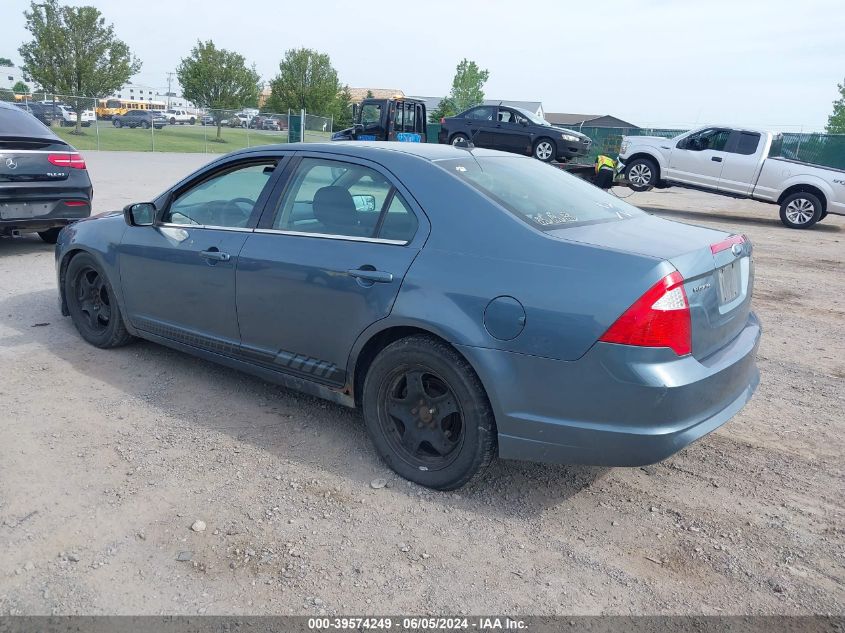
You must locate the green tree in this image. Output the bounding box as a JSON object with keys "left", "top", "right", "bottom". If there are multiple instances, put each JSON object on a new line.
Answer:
{"left": 18, "top": 0, "right": 141, "bottom": 134}
{"left": 365, "top": 89, "right": 374, "bottom": 99}
{"left": 0, "top": 58, "right": 13, "bottom": 67}
{"left": 429, "top": 97, "right": 456, "bottom": 121}
{"left": 826, "top": 78, "right": 845, "bottom": 134}
{"left": 267, "top": 48, "right": 341, "bottom": 115}
{"left": 12, "top": 80, "right": 30, "bottom": 94}
{"left": 177, "top": 40, "right": 260, "bottom": 141}
{"left": 446, "top": 58, "right": 489, "bottom": 114}
{"left": 330, "top": 85, "right": 353, "bottom": 130}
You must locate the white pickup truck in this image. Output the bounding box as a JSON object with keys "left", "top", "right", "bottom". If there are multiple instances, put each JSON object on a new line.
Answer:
{"left": 618, "top": 126, "right": 845, "bottom": 228}
{"left": 164, "top": 109, "right": 196, "bottom": 125}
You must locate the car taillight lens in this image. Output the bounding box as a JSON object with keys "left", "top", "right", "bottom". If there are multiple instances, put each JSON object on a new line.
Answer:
{"left": 710, "top": 234, "right": 746, "bottom": 254}
{"left": 599, "top": 271, "right": 691, "bottom": 356}
{"left": 48, "top": 153, "right": 86, "bottom": 169}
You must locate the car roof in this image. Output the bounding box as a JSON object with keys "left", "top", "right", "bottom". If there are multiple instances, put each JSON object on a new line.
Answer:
{"left": 231, "top": 141, "right": 509, "bottom": 162}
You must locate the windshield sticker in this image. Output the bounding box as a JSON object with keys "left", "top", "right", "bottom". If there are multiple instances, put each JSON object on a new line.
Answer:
{"left": 529, "top": 211, "right": 579, "bottom": 226}
{"left": 455, "top": 165, "right": 467, "bottom": 172}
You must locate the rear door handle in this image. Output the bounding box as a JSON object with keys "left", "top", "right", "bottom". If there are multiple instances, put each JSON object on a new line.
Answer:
{"left": 711, "top": 156, "right": 723, "bottom": 162}
{"left": 347, "top": 268, "right": 393, "bottom": 283}
{"left": 200, "top": 249, "right": 231, "bottom": 262}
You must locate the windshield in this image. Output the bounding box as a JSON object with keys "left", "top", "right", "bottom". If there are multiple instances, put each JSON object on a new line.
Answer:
{"left": 436, "top": 155, "right": 642, "bottom": 230}
{"left": 513, "top": 107, "right": 549, "bottom": 126}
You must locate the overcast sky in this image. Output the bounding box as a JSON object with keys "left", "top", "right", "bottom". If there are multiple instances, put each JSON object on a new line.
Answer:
{"left": 2, "top": 0, "right": 843, "bottom": 131}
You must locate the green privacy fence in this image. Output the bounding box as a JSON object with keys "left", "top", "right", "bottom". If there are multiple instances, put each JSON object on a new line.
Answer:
{"left": 425, "top": 123, "right": 845, "bottom": 171}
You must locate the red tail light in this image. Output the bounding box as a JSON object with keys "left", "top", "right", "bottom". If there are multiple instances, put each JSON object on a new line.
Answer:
{"left": 440, "top": 117, "right": 445, "bottom": 124}
{"left": 48, "top": 153, "right": 86, "bottom": 169}
{"left": 710, "top": 234, "right": 745, "bottom": 254}
{"left": 599, "top": 271, "right": 691, "bottom": 356}
{"left": 64, "top": 200, "right": 88, "bottom": 207}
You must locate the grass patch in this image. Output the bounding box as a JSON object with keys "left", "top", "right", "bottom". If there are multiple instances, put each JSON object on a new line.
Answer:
{"left": 49, "top": 122, "right": 332, "bottom": 154}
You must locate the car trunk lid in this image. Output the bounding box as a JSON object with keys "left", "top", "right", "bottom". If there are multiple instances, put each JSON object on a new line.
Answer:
{"left": 0, "top": 137, "right": 75, "bottom": 183}
{"left": 548, "top": 214, "right": 754, "bottom": 360}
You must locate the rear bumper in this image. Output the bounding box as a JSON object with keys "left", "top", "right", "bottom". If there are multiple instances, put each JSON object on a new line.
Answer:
{"left": 458, "top": 311, "right": 761, "bottom": 466}
{"left": 0, "top": 191, "right": 92, "bottom": 234}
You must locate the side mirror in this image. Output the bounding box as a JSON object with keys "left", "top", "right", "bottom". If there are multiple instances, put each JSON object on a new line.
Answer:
{"left": 124, "top": 202, "right": 156, "bottom": 226}
{"left": 352, "top": 194, "right": 376, "bottom": 213}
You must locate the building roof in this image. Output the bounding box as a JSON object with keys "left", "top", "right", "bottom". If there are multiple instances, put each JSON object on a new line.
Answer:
{"left": 545, "top": 112, "right": 639, "bottom": 128}
{"left": 348, "top": 88, "right": 405, "bottom": 103}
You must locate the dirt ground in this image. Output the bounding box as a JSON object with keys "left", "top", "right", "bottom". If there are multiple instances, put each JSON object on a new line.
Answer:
{"left": 0, "top": 152, "right": 843, "bottom": 616}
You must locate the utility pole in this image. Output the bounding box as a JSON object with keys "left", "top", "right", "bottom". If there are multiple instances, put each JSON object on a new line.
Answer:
{"left": 166, "top": 72, "right": 174, "bottom": 109}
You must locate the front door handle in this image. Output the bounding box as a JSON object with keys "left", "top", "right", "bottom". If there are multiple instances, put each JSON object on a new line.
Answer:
{"left": 200, "top": 249, "right": 231, "bottom": 262}
{"left": 711, "top": 156, "right": 723, "bottom": 162}
{"left": 347, "top": 268, "right": 393, "bottom": 283}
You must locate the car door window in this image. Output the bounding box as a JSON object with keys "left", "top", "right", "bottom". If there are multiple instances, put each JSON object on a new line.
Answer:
{"left": 272, "top": 157, "right": 417, "bottom": 242}
{"left": 465, "top": 106, "right": 494, "bottom": 121}
{"left": 164, "top": 161, "right": 276, "bottom": 228}
{"left": 497, "top": 109, "right": 515, "bottom": 123}
{"left": 732, "top": 132, "right": 761, "bottom": 155}
{"left": 682, "top": 128, "right": 731, "bottom": 151}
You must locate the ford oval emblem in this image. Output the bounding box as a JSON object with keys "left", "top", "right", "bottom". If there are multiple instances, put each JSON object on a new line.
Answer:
{"left": 731, "top": 243, "right": 743, "bottom": 256}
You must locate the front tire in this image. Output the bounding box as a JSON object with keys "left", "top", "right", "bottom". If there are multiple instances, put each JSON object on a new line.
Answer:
{"left": 533, "top": 138, "right": 556, "bottom": 162}
{"left": 362, "top": 335, "right": 497, "bottom": 490}
{"left": 38, "top": 227, "right": 62, "bottom": 244}
{"left": 65, "top": 254, "right": 134, "bottom": 349}
{"left": 113, "top": 120, "right": 122, "bottom": 128}
{"left": 625, "top": 157, "right": 658, "bottom": 191}
{"left": 141, "top": 121, "right": 150, "bottom": 129}
{"left": 780, "top": 192, "right": 823, "bottom": 229}
{"left": 189, "top": 117, "right": 195, "bottom": 125}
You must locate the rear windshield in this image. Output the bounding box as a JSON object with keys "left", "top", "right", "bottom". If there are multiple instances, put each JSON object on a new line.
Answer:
{"left": 0, "top": 105, "right": 57, "bottom": 139}
{"left": 435, "top": 155, "right": 642, "bottom": 230}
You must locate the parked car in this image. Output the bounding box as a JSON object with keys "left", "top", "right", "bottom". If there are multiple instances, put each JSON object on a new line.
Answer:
{"left": 112, "top": 109, "right": 167, "bottom": 129}
{"left": 618, "top": 126, "right": 845, "bottom": 228}
{"left": 13, "top": 101, "right": 56, "bottom": 127}
{"left": 200, "top": 114, "right": 215, "bottom": 126}
{"left": 0, "top": 102, "right": 92, "bottom": 243}
{"left": 261, "top": 117, "right": 283, "bottom": 131}
{"left": 165, "top": 109, "right": 196, "bottom": 125}
{"left": 227, "top": 112, "right": 252, "bottom": 128}
{"left": 55, "top": 142, "right": 760, "bottom": 489}
{"left": 54, "top": 104, "right": 95, "bottom": 127}
{"left": 438, "top": 105, "right": 592, "bottom": 162}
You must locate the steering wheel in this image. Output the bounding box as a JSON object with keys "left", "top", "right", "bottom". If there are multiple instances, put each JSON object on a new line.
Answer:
{"left": 212, "top": 198, "right": 254, "bottom": 227}
{"left": 230, "top": 197, "right": 256, "bottom": 210}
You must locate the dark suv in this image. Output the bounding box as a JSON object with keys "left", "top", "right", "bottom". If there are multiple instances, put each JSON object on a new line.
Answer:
{"left": 113, "top": 109, "right": 167, "bottom": 129}
{"left": 0, "top": 102, "right": 92, "bottom": 243}
{"left": 14, "top": 101, "right": 56, "bottom": 127}
{"left": 438, "top": 105, "right": 592, "bottom": 162}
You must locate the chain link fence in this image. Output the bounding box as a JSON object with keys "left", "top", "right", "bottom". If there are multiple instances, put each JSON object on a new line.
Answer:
{"left": 1, "top": 91, "right": 334, "bottom": 153}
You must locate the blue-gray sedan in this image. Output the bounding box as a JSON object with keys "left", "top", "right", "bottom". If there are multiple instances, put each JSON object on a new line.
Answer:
{"left": 55, "top": 142, "right": 760, "bottom": 489}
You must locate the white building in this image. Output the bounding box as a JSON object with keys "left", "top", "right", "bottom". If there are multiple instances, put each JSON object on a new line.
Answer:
{"left": 108, "top": 82, "right": 197, "bottom": 111}
{"left": 1, "top": 65, "right": 27, "bottom": 91}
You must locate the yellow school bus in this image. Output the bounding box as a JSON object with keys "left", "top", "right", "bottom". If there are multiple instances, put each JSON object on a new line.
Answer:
{"left": 97, "top": 98, "right": 166, "bottom": 119}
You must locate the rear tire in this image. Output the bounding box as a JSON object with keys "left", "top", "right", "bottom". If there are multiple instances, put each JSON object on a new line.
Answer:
{"left": 113, "top": 120, "right": 122, "bottom": 128}
{"left": 65, "top": 253, "right": 134, "bottom": 349}
{"left": 450, "top": 133, "right": 470, "bottom": 146}
{"left": 170, "top": 117, "right": 176, "bottom": 125}
{"left": 533, "top": 138, "right": 556, "bottom": 162}
{"left": 779, "top": 192, "right": 823, "bottom": 229}
{"left": 189, "top": 117, "right": 195, "bottom": 125}
{"left": 362, "top": 335, "right": 497, "bottom": 490}
{"left": 141, "top": 121, "right": 150, "bottom": 129}
{"left": 625, "top": 157, "right": 658, "bottom": 192}
{"left": 38, "top": 228, "right": 62, "bottom": 244}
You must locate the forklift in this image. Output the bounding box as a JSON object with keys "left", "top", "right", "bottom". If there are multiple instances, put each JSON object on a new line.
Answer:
{"left": 332, "top": 96, "right": 427, "bottom": 143}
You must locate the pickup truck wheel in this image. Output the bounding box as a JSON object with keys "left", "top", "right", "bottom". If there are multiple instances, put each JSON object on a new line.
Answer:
{"left": 780, "top": 192, "right": 822, "bottom": 229}
{"left": 189, "top": 117, "right": 195, "bottom": 125}
{"left": 65, "top": 254, "right": 134, "bottom": 349}
{"left": 170, "top": 117, "right": 176, "bottom": 125}
{"left": 625, "top": 158, "right": 657, "bottom": 191}
{"left": 362, "top": 335, "right": 497, "bottom": 490}
{"left": 533, "top": 138, "right": 556, "bottom": 162}
{"left": 450, "top": 133, "right": 470, "bottom": 146}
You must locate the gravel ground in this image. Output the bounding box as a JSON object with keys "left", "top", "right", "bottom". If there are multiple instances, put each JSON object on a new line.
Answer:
{"left": 0, "top": 152, "right": 843, "bottom": 616}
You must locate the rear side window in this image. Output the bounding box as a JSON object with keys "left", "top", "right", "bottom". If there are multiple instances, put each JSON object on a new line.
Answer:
{"left": 464, "top": 107, "right": 494, "bottom": 121}
{"left": 436, "top": 156, "right": 643, "bottom": 230}
{"left": 733, "top": 132, "right": 761, "bottom": 155}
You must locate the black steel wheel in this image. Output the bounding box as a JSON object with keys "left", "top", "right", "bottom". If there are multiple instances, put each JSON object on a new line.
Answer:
{"left": 65, "top": 253, "right": 134, "bottom": 349}
{"left": 362, "top": 335, "right": 496, "bottom": 490}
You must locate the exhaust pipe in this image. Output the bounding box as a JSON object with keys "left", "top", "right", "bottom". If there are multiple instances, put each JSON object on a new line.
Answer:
{"left": 10, "top": 229, "right": 21, "bottom": 238}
